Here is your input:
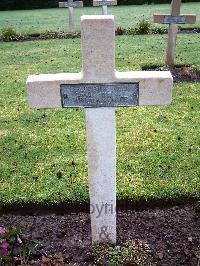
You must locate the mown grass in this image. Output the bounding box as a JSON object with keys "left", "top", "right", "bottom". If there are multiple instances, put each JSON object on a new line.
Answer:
{"left": 0, "top": 33, "right": 200, "bottom": 205}
{"left": 0, "top": 3, "right": 200, "bottom": 34}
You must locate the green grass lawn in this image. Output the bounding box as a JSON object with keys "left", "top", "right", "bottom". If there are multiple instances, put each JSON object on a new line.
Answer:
{"left": 0, "top": 3, "right": 200, "bottom": 34}
{"left": 0, "top": 33, "right": 200, "bottom": 205}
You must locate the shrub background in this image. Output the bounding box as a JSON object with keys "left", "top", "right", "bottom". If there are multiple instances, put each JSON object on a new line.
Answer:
{"left": 0, "top": 0, "right": 199, "bottom": 11}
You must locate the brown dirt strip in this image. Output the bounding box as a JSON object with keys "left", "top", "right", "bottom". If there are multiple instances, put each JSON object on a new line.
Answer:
{"left": 0, "top": 201, "right": 199, "bottom": 265}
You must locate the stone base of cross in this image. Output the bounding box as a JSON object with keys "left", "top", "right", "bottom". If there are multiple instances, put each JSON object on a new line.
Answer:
{"left": 27, "top": 15, "right": 173, "bottom": 244}
{"left": 59, "top": 0, "right": 83, "bottom": 32}
{"left": 93, "top": 0, "right": 117, "bottom": 15}
{"left": 154, "top": 0, "right": 196, "bottom": 67}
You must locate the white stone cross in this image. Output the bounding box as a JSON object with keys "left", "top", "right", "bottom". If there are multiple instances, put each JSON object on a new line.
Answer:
{"left": 93, "top": 0, "right": 117, "bottom": 15}
{"left": 59, "top": 0, "right": 83, "bottom": 32}
{"left": 27, "top": 15, "right": 173, "bottom": 244}
{"left": 154, "top": 0, "right": 196, "bottom": 67}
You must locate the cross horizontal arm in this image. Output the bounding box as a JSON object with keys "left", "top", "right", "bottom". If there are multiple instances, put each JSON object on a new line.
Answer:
{"left": 27, "top": 71, "right": 172, "bottom": 108}
{"left": 93, "top": 0, "right": 117, "bottom": 6}
{"left": 154, "top": 14, "right": 196, "bottom": 24}
{"left": 59, "top": 1, "right": 83, "bottom": 8}
{"left": 27, "top": 15, "right": 172, "bottom": 109}
{"left": 75, "top": 1, "right": 83, "bottom": 7}
{"left": 27, "top": 73, "right": 82, "bottom": 108}
{"left": 115, "top": 71, "right": 172, "bottom": 106}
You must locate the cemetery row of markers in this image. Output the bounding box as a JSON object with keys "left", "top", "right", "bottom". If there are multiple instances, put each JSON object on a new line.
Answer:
{"left": 59, "top": 0, "right": 117, "bottom": 32}
{"left": 27, "top": 0, "right": 196, "bottom": 244}
{"left": 60, "top": 0, "right": 196, "bottom": 67}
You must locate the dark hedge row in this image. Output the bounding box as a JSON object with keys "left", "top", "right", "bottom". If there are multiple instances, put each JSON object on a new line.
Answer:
{"left": 0, "top": 0, "right": 199, "bottom": 11}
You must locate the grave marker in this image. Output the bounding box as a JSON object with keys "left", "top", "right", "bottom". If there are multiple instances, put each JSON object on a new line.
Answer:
{"left": 154, "top": 0, "right": 196, "bottom": 67}
{"left": 93, "top": 0, "right": 117, "bottom": 15}
{"left": 27, "top": 15, "right": 173, "bottom": 244}
{"left": 59, "top": 0, "right": 83, "bottom": 32}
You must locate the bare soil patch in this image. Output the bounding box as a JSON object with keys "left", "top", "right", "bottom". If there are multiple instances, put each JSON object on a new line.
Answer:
{"left": 0, "top": 203, "right": 199, "bottom": 265}
{"left": 142, "top": 65, "right": 200, "bottom": 83}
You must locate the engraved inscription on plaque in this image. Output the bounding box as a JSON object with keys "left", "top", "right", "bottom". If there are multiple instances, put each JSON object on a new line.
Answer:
{"left": 163, "top": 15, "right": 186, "bottom": 24}
{"left": 60, "top": 83, "right": 139, "bottom": 108}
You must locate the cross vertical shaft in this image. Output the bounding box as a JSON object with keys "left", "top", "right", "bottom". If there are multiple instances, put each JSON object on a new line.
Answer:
{"left": 166, "top": 0, "right": 181, "bottom": 67}
{"left": 102, "top": 5, "right": 108, "bottom": 15}
{"left": 59, "top": 0, "right": 83, "bottom": 32}
{"left": 68, "top": 6, "right": 75, "bottom": 32}
{"left": 171, "top": 0, "right": 181, "bottom": 16}
{"left": 68, "top": 0, "right": 75, "bottom": 32}
{"left": 81, "top": 15, "right": 115, "bottom": 82}
{"left": 81, "top": 16, "right": 116, "bottom": 243}
{"left": 86, "top": 108, "right": 116, "bottom": 243}
{"left": 93, "top": 0, "right": 117, "bottom": 14}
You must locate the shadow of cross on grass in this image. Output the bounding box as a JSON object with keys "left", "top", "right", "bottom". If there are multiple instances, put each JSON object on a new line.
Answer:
{"left": 27, "top": 15, "right": 173, "bottom": 244}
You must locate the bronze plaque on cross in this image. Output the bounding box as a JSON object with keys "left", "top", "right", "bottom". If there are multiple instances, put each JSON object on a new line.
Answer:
{"left": 163, "top": 15, "right": 187, "bottom": 24}
{"left": 60, "top": 83, "right": 139, "bottom": 108}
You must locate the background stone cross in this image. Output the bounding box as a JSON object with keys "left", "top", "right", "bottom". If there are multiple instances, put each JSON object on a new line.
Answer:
{"left": 59, "top": 0, "right": 83, "bottom": 32}
{"left": 154, "top": 0, "right": 196, "bottom": 67}
{"left": 27, "top": 15, "right": 172, "bottom": 244}
{"left": 93, "top": 0, "right": 117, "bottom": 15}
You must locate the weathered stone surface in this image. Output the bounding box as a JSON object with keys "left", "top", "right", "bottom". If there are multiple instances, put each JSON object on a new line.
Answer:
{"left": 27, "top": 71, "right": 172, "bottom": 109}
{"left": 81, "top": 15, "right": 116, "bottom": 83}
{"left": 27, "top": 15, "right": 173, "bottom": 244}
{"left": 86, "top": 107, "right": 116, "bottom": 243}
{"left": 27, "top": 16, "right": 172, "bottom": 109}
{"left": 115, "top": 71, "right": 172, "bottom": 106}
{"left": 27, "top": 73, "right": 82, "bottom": 109}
